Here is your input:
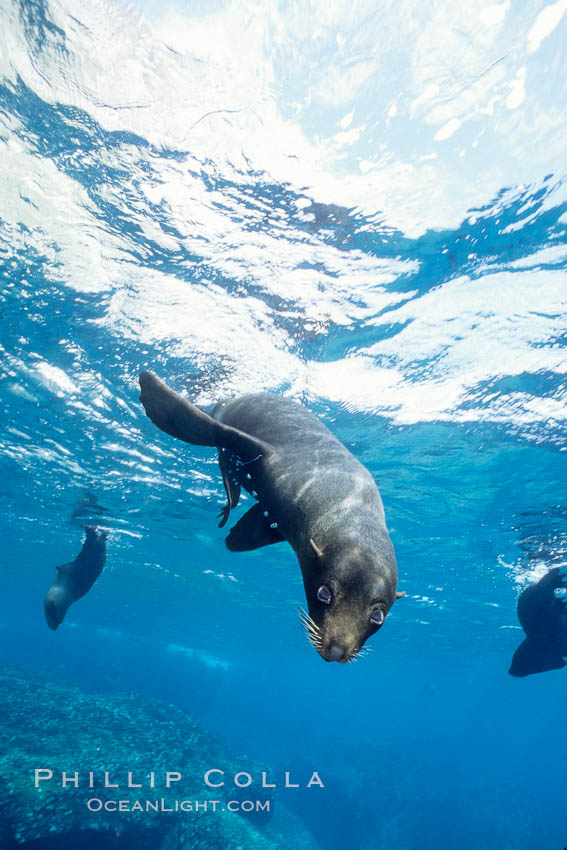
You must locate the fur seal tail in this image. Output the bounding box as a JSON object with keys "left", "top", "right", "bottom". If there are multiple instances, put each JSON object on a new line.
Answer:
{"left": 139, "top": 372, "right": 274, "bottom": 461}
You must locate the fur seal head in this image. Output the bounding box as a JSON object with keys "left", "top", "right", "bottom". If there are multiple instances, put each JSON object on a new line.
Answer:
{"left": 299, "top": 537, "right": 403, "bottom": 663}
{"left": 44, "top": 585, "right": 69, "bottom": 631}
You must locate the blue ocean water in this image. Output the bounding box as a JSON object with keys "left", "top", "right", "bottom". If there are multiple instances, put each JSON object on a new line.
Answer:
{"left": 1, "top": 0, "right": 567, "bottom": 847}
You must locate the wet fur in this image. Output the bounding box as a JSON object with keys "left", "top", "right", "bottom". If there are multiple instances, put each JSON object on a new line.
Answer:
{"left": 139, "top": 373, "right": 400, "bottom": 662}
{"left": 44, "top": 527, "right": 107, "bottom": 630}
{"left": 509, "top": 567, "right": 567, "bottom": 677}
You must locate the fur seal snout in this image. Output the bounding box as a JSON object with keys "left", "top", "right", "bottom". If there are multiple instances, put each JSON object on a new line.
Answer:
{"left": 44, "top": 526, "right": 107, "bottom": 630}
{"left": 139, "top": 372, "right": 403, "bottom": 662}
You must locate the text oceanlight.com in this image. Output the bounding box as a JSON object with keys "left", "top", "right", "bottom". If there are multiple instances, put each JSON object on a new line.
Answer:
{"left": 86, "top": 798, "right": 271, "bottom": 813}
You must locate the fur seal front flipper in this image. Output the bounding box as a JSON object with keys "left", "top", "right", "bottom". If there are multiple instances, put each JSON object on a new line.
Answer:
{"left": 139, "top": 371, "right": 403, "bottom": 663}
{"left": 217, "top": 449, "right": 241, "bottom": 528}
{"left": 226, "top": 503, "right": 285, "bottom": 551}
{"left": 44, "top": 526, "right": 107, "bottom": 631}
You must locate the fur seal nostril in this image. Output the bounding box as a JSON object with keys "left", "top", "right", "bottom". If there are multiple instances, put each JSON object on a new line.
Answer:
{"left": 325, "top": 642, "right": 347, "bottom": 663}
{"left": 138, "top": 372, "right": 403, "bottom": 661}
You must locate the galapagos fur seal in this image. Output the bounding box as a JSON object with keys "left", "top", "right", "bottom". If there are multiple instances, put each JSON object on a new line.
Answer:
{"left": 44, "top": 526, "right": 107, "bottom": 630}
{"left": 509, "top": 567, "right": 567, "bottom": 677}
{"left": 139, "top": 372, "right": 403, "bottom": 663}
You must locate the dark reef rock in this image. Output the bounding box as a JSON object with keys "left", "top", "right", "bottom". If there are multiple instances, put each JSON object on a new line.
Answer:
{"left": 0, "top": 668, "right": 317, "bottom": 850}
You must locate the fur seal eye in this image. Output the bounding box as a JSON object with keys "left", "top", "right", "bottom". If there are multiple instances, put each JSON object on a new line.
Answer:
{"left": 317, "top": 585, "right": 332, "bottom": 605}
{"left": 370, "top": 608, "right": 385, "bottom": 626}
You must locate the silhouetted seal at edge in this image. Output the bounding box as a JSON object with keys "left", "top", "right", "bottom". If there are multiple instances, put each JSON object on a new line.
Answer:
{"left": 139, "top": 371, "right": 404, "bottom": 663}
{"left": 44, "top": 527, "right": 107, "bottom": 630}
{"left": 508, "top": 567, "right": 567, "bottom": 677}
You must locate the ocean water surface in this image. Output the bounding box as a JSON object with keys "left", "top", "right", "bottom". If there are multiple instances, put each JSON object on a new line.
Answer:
{"left": 1, "top": 0, "right": 567, "bottom": 848}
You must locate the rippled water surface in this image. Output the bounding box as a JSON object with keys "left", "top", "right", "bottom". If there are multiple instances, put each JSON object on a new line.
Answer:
{"left": 1, "top": 1, "right": 567, "bottom": 848}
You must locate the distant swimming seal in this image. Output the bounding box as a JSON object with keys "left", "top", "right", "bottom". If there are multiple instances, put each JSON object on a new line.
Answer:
{"left": 139, "top": 372, "right": 403, "bottom": 663}
{"left": 44, "top": 527, "right": 107, "bottom": 630}
{"left": 509, "top": 568, "right": 567, "bottom": 677}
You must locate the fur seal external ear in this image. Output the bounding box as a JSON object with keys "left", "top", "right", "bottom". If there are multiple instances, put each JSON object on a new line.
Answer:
{"left": 310, "top": 539, "right": 324, "bottom": 558}
{"left": 139, "top": 373, "right": 401, "bottom": 662}
{"left": 44, "top": 527, "right": 107, "bottom": 630}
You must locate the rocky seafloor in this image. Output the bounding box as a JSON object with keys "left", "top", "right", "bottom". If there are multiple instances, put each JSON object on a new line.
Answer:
{"left": 0, "top": 668, "right": 319, "bottom": 849}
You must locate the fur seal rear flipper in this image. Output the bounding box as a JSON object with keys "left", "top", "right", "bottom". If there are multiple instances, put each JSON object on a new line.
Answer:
{"left": 139, "top": 372, "right": 274, "bottom": 459}
{"left": 44, "top": 526, "right": 107, "bottom": 630}
{"left": 140, "top": 371, "right": 273, "bottom": 528}
{"left": 139, "top": 372, "right": 402, "bottom": 663}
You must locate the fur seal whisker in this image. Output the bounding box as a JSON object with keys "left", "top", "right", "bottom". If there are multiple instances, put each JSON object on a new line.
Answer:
{"left": 301, "top": 622, "right": 322, "bottom": 647}
{"left": 298, "top": 609, "right": 322, "bottom": 646}
{"left": 298, "top": 608, "right": 323, "bottom": 651}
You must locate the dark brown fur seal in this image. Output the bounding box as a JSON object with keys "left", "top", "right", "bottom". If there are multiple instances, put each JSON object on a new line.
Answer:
{"left": 139, "top": 372, "right": 403, "bottom": 663}
{"left": 509, "top": 568, "right": 567, "bottom": 677}
{"left": 44, "top": 526, "right": 107, "bottom": 630}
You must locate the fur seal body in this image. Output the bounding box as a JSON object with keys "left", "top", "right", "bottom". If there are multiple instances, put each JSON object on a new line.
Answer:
{"left": 139, "top": 372, "right": 402, "bottom": 662}
{"left": 509, "top": 568, "right": 567, "bottom": 677}
{"left": 44, "top": 527, "right": 107, "bottom": 630}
